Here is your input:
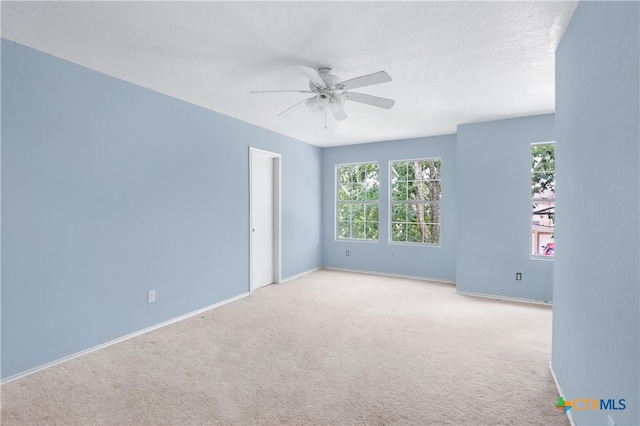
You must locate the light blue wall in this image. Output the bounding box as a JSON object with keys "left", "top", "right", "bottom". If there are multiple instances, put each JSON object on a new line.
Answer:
{"left": 456, "top": 114, "right": 555, "bottom": 302}
{"left": 321, "top": 135, "right": 457, "bottom": 281}
{"left": 1, "top": 39, "right": 322, "bottom": 380}
{"left": 8, "top": 2, "right": 637, "bottom": 397}
{"left": 552, "top": 2, "right": 639, "bottom": 425}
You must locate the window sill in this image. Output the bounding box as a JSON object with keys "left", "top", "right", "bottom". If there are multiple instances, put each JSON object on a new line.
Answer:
{"left": 530, "top": 255, "right": 554, "bottom": 262}
{"left": 390, "top": 241, "right": 441, "bottom": 248}
{"left": 335, "top": 238, "right": 379, "bottom": 243}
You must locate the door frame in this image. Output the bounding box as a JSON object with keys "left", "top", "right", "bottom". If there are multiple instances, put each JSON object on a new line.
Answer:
{"left": 249, "top": 147, "right": 282, "bottom": 292}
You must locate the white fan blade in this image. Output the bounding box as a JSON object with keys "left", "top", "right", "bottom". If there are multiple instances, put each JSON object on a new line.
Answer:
{"left": 345, "top": 92, "right": 395, "bottom": 109}
{"left": 296, "top": 65, "right": 326, "bottom": 87}
{"left": 338, "top": 71, "right": 392, "bottom": 90}
{"left": 250, "top": 90, "right": 314, "bottom": 93}
{"left": 305, "top": 97, "right": 320, "bottom": 113}
{"left": 277, "top": 96, "right": 316, "bottom": 117}
{"left": 329, "top": 101, "right": 348, "bottom": 121}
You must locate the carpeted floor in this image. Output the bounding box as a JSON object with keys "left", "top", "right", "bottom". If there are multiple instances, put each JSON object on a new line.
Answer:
{"left": 1, "top": 269, "right": 569, "bottom": 425}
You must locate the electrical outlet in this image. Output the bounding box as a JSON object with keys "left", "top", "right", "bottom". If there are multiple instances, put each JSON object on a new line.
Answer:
{"left": 607, "top": 415, "right": 615, "bottom": 426}
{"left": 147, "top": 290, "right": 156, "bottom": 303}
{"left": 346, "top": 250, "right": 350, "bottom": 256}
{"left": 516, "top": 273, "right": 522, "bottom": 280}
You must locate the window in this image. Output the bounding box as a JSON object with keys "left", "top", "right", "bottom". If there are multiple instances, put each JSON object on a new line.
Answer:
{"left": 531, "top": 143, "right": 555, "bottom": 257}
{"left": 336, "top": 162, "right": 379, "bottom": 240}
{"left": 390, "top": 158, "right": 441, "bottom": 244}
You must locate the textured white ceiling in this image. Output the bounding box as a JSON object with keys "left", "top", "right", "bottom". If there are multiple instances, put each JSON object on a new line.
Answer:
{"left": 1, "top": 1, "right": 577, "bottom": 147}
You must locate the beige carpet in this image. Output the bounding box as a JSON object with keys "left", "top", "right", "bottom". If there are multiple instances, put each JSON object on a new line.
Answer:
{"left": 1, "top": 269, "right": 568, "bottom": 425}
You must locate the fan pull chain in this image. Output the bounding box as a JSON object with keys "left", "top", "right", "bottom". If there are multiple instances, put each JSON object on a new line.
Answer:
{"left": 324, "top": 106, "right": 327, "bottom": 130}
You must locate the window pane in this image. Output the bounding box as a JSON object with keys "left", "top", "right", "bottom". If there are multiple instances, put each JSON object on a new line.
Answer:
{"left": 392, "top": 182, "right": 408, "bottom": 200}
{"left": 338, "top": 167, "right": 349, "bottom": 185}
{"left": 338, "top": 184, "right": 351, "bottom": 201}
{"left": 531, "top": 173, "right": 555, "bottom": 197}
{"left": 365, "top": 222, "right": 378, "bottom": 240}
{"left": 406, "top": 223, "right": 423, "bottom": 243}
{"left": 420, "top": 159, "right": 441, "bottom": 180}
{"left": 425, "top": 223, "right": 440, "bottom": 244}
{"left": 408, "top": 182, "right": 417, "bottom": 200}
{"left": 420, "top": 181, "right": 442, "bottom": 201}
{"left": 366, "top": 185, "right": 379, "bottom": 201}
{"left": 350, "top": 185, "right": 363, "bottom": 201}
{"left": 532, "top": 201, "right": 555, "bottom": 256}
{"left": 337, "top": 203, "right": 350, "bottom": 221}
{"left": 336, "top": 162, "right": 379, "bottom": 240}
{"left": 338, "top": 221, "right": 351, "bottom": 239}
{"left": 391, "top": 222, "right": 406, "bottom": 242}
{"left": 406, "top": 161, "right": 417, "bottom": 181}
{"left": 391, "top": 203, "right": 406, "bottom": 221}
{"left": 357, "top": 164, "right": 368, "bottom": 181}
{"left": 352, "top": 221, "right": 365, "bottom": 239}
{"left": 365, "top": 204, "right": 378, "bottom": 222}
{"left": 392, "top": 162, "right": 408, "bottom": 181}
{"left": 531, "top": 144, "right": 555, "bottom": 173}
{"left": 407, "top": 203, "right": 420, "bottom": 223}
{"left": 351, "top": 203, "right": 364, "bottom": 221}
{"left": 424, "top": 203, "right": 440, "bottom": 224}
{"left": 348, "top": 165, "right": 358, "bottom": 183}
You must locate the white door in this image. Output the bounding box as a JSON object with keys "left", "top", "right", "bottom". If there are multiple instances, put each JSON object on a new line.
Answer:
{"left": 250, "top": 148, "right": 280, "bottom": 290}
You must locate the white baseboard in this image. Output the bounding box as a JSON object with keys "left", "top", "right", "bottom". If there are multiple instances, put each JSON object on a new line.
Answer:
{"left": 1, "top": 292, "right": 250, "bottom": 386}
{"left": 279, "top": 267, "right": 321, "bottom": 284}
{"left": 455, "top": 290, "right": 552, "bottom": 306}
{"left": 322, "top": 267, "right": 456, "bottom": 285}
{"left": 549, "top": 361, "right": 576, "bottom": 426}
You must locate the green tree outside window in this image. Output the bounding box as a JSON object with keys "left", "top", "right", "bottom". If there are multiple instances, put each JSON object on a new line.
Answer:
{"left": 390, "top": 159, "right": 441, "bottom": 244}
{"left": 337, "top": 162, "right": 379, "bottom": 240}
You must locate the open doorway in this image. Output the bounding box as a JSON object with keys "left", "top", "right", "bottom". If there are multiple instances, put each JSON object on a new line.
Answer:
{"left": 249, "top": 147, "right": 281, "bottom": 291}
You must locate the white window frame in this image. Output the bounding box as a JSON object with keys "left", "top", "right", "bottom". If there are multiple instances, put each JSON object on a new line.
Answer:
{"left": 531, "top": 141, "right": 555, "bottom": 260}
{"left": 389, "top": 157, "right": 442, "bottom": 246}
{"left": 335, "top": 161, "right": 380, "bottom": 242}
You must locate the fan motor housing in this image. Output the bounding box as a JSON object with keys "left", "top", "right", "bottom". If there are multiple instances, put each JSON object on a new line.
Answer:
{"left": 317, "top": 68, "right": 341, "bottom": 87}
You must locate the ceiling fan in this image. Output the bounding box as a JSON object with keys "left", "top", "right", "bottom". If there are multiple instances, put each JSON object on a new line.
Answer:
{"left": 251, "top": 65, "right": 395, "bottom": 124}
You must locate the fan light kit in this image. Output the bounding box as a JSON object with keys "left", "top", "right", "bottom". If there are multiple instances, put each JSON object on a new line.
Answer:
{"left": 251, "top": 65, "right": 395, "bottom": 127}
